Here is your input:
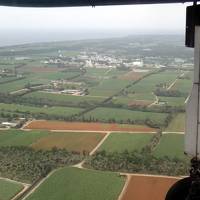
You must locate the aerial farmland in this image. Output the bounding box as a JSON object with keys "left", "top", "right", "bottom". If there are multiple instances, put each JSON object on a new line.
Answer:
{"left": 0, "top": 35, "right": 193, "bottom": 200}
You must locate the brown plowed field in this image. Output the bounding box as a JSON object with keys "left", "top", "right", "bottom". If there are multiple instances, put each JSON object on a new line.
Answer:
{"left": 31, "top": 132, "right": 105, "bottom": 153}
{"left": 25, "top": 120, "right": 156, "bottom": 132}
{"left": 31, "top": 67, "right": 64, "bottom": 73}
{"left": 121, "top": 175, "right": 180, "bottom": 200}
{"left": 128, "top": 100, "right": 153, "bottom": 107}
{"left": 119, "top": 71, "right": 146, "bottom": 81}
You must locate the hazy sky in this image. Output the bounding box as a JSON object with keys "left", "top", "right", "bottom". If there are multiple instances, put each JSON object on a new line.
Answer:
{"left": 0, "top": 3, "right": 193, "bottom": 46}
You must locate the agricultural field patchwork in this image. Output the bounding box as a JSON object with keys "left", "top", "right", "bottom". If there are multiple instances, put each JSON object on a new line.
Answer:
{"left": 98, "top": 133, "right": 154, "bottom": 153}
{"left": 0, "top": 36, "right": 194, "bottom": 196}
{"left": 0, "top": 178, "right": 24, "bottom": 200}
{"left": 153, "top": 133, "right": 186, "bottom": 159}
{"left": 25, "top": 167, "right": 125, "bottom": 200}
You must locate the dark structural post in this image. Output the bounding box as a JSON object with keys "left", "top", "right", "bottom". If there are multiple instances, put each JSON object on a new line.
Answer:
{"left": 166, "top": 3, "right": 200, "bottom": 200}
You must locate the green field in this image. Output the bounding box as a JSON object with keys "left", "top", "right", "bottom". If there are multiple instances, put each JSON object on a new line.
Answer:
{"left": 0, "top": 179, "right": 24, "bottom": 200}
{"left": 153, "top": 133, "right": 186, "bottom": 159}
{"left": 131, "top": 93, "right": 155, "bottom": 101}
{"left": 26, "top": 167, "right": 125, "bottom": 200}
{"left": 0, "top": 77, "right": 21, "bottom": 84}
{"left": 112, "top": 95, "right": 154, "bottom": 106}
{"left": 165, "top": 113, "right": 185, "bottom": 132}
{"left": 85, "top": 68, "right": 111, "bottom": 77}
{"left": 23, "top": 91, "right": 107, "bottom": 106}
{"left": 0, "top": 130, "right": 49, "bottom": 147}
{"left": 85, "top": 68, "right": 127, "bottom": 79}
{"left": 171, "top": 79, "right": 192, "bottom": 94}
{"left": 158, "top": 96, "right": 186, "bottom": 106}
{"left": 128, "top": 71, "right": 180, "bottom": 93}
{"left": 28, "top": 71, "right": 80, "bottom": 83}
{"left": 99, "top": 133, "right": 153, "bottom": 152}
{"left": 0, "top": 78, "right": 31, "bottom": 93}
{"left": 83, "top": 107, "right": 168, "bottom": 125}
{"left": 89, "top": 79, "right": 130, "bottom": 96}
{"left": 0, "top": 103, "right": 83, "bottom": 118}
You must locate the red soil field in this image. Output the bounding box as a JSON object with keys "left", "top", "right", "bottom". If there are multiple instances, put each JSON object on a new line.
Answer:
{"left": 31, "top": 132, "right": 105, "bottom": 153}
{"left": 119, "top": 71, "right": 146, "bottom": 81}
{"left": 128, "top": 100, "right": 153, "bottom": 107}
{"left": 25, "top": 120, "right": 156, "bottom": 132}
{"left": 121, "top": 175, "right": 180, "bottom": 200}
{"left": 20, "top": 66, "right": 63, "bottom": 73}
{"left": 30, "top": 67, "right": 63, "bottom": 73}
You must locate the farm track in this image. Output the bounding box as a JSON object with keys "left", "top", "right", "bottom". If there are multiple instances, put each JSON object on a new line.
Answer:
{"left": 185, "top": 95, "right": 190, "bottom": 104}
{"left": 167, "top": 72, "right": 185, "bottom": 91}
{"left": 0, "top": 177, "right": 29, "bottom": 188}
{"left": 20, "top": 170, "right": 57, "bottom": 200}
{"left": 10, "top": 88, "right": 29, "bottom": 95}
{"left": 23, "top": 128, "right": 157, "bottom": 134}
{"left": 148, "top": 92, "right": 159, "bottom": 107}
{"left": 89, "top": 132, "right": 111, "bottom": 155}
{"left": 74, "top": 132, "right": 111, "bottom": 168}
{"left": 50, "top": 130, "right": 157, "bottom": 134}
{"left": 120, "top": 173, "right": 182, "bottom": 179}
{"left": 11, "top": 185, "right": 30, "bottom": 200}
{"left": 21, "top": 120, "right": 34, "bottom": 130}
{"left": 162, "top": 131, "right": 185, "bottom": 134}
{"left": 10, "top": 84, "right": 49, "bottom": 95}
{"left": 117, "top": 175, "right": 131, "bottom": 200}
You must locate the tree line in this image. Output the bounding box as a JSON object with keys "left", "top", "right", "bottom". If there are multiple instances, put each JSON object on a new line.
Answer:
{"left": 85, "top": 150, "right": 189, "bottom": 176}
{"left": 0, "top": 146, "right": 83, "bottom": 183}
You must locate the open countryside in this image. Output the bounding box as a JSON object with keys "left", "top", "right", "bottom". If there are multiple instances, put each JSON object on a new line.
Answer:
{"left": 0, "top": 35, "right": 193, "bottom": 200}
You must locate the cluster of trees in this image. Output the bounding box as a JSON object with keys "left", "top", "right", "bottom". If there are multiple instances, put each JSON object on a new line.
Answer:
{"left": 0, "top": 111, "right": 24, "bottom": 121}
{"left": 0, "top": 76, "right": 24, "bottom": 85}
{"left": 0, "top": 146, "right": 83, "bottom": 183}
{"left": 79, "top": 114, "right": 172, "bottom": 128}
{"left": 154, "top": 88, "right": 187, "bottom": 98}
{"left": 0, "top": 92, "right": 99, "bottom": 109}
{"left": 85, "top": 150, "right": 189, "bottom": 176}
{"left": 104, "top": 100, "right": 185, "bottom": 113}
{"left": 19, "top": 96, "right": 95, "bottom": 108}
